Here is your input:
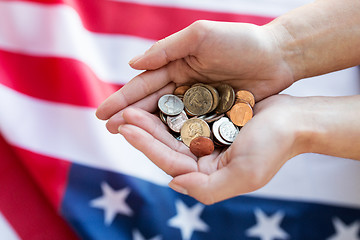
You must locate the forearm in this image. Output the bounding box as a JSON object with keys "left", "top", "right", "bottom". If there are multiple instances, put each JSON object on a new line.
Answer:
{"left": 295, "top": 95, "right": 360, "bottom": 160}
{"left": 267, "top": 0, "right": 360, "bottom": 81}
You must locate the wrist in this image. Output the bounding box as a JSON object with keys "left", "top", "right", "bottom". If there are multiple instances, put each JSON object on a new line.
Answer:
{"left": 265, "top": 0, "right": 360, "bottom": 82}
{"left": 264, "top": 13, "right": 309, "bottom": 83}
{"left": 289, "top": 95, "right": 360, "bottom": 160}
{"left": 288, "top": 97, "right": 323, "bottom": 155}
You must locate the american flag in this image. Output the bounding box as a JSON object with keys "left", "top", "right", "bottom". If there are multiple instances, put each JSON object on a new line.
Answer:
{"left": 0, "top": 0, "right": 360, "bottom": 239}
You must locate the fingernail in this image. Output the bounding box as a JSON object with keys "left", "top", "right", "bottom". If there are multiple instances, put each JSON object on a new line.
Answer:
{"left": 128, "top": 54, "right": 144, "bottom": 65}
{"left": 169, "top": 182, "right": 188, "bottom": 195}
{"left": 118, "top": 125, "right": 124, "bottom": 134}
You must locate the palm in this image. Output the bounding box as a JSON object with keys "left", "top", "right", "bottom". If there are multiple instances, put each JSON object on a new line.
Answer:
{"left": 96, "top": 21, "right": 301, "bottom": 204}
{"left": 118, "top": 106, "right": 226, "bottom": 177}
{"left": 119, "top": 95, "right": 297, "bottom": 204}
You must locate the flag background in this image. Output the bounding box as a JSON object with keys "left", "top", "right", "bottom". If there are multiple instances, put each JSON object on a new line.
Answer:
{"left": 0, "top": 0, "right": 359, "bottom": 239}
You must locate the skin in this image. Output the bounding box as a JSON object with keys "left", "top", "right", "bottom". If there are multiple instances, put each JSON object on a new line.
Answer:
{"left": 96, "top": 0, "right": 360, "bottom": 204}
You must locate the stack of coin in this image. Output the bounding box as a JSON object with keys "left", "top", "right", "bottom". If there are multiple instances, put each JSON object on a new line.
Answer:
{"left": 157, "top": 84, "right": 255, "bottom": 158}
{"left": 183, "top": 84, "right": 220, "bottom": 116}
{"left": 227, "top": 90, "right": 255, "bottom": 127}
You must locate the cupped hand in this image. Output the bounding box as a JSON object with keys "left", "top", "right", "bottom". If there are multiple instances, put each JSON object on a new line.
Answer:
{"left": 117, "top": 94, "right": 307, "bottom": 204}
{"left": 96, "top": 20, "right": 295, "bottom": 133}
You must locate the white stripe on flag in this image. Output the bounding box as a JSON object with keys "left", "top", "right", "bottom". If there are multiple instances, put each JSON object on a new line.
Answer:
{"left": 0, "top": 1, "right": 152, "bottom": 84}
{"left": 0, "top": 213, "right": 20, "bottom": 240}
{"left": 0, "top": 84, "right": 172, "bottom": 186}
{"left": 111, "top": 0, "right": 313, "bottom": 17}
{"left": 253, "top": 153, "right": 360, "bottom": 208}
{"left": 1, "top": 84, "right": 360, "bottom": 208}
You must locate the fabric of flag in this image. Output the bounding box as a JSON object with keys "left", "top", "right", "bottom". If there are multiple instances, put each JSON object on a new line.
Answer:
{"left": 0, "top": 0, "right": 360, "bottom": 239}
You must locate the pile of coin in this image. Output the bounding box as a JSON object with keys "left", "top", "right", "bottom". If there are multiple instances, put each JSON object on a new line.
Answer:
{"left": 157, "top": 83, "right": 255, "bottom": 158}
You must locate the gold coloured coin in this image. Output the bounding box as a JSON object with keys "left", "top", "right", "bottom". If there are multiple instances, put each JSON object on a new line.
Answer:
{"left": 228, "top": 102, "right": 253, "bottom": 126}
{"left": 235, "top": 90, "right": 255, "bottom": 108}
{"left": 203, "top": 85, "right": 220, "bottom": 112}
{"left": 215, "top": 84, "right": 235, "bottom": 114}
{"left": 191, "top": 83, "right": 220, "bottom": 112}
{"left": 180, "top": 118, "right": 211, "bottom": 147}
{"left": 183, "top": 86, "right": 213, "bottom": 116}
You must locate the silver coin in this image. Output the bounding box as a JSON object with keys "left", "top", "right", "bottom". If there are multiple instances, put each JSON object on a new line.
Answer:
{"left": 167, "top": 111, "right": 188, "bottom": 133}
{"left": 212, "top": 117, "right": 232, "bottom": 146}
{"left": 158, "top": 94, "right": 184, "bottom": 116}
{"left": 219, "top": 121, "right": 239, "bottom": 143}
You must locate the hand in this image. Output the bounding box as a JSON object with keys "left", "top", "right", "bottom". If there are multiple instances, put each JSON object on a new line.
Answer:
{"left": 96, "top": 20, "right": 296, "bottom": 133}
{"left": 117, "top": 94, "right": 307, "bottom": 204}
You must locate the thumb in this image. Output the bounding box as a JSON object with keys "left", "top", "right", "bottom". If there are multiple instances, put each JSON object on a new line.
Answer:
{"left": 129, "top": 21, "right": 207, "bottom": 70}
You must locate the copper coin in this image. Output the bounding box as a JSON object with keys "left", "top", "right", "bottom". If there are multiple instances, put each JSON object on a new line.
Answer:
{"left": 235, "top": 90, "right": 255, "bottom": 108}
{"left": 228, "top": 102, "right": 253, "bottom": 126}
{"left": 180, "top": 118, "right": 211, "bottom": 147}
{"left": 173, "top": 85, "right": 191, "bottom": 95}
{"left": 215, "top": 84, "right": 235, "bottom": 114}
{"left": 183, "top": 86, "right": 213, "bottom": 116}
{"left": 189, "top": 136, "right": 214, "bottom": 158}
{"left": 158, "top": 94, "right": 184, "bottom": 116}
{"left": 167, "top": 111, "right": 188, "bottom": 133}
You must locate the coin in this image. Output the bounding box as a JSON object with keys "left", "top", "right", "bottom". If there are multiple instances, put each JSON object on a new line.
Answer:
{"left": 219, "top": 121, "right": 239, "bottom": 143}
{"left": 173, "top": 85, "right": 191, "bottom": 96}
{"left": 189, "top": 136, "right": 214, "bottom": 158}
{"left": 215, "top": 84, "right": 235, "bottom": 114}
{"left": 235, "top": 90, "right": 255, "bottom": 108}
{"left": 228, "top": 102, "right": 253, "bottom": 126}
{"left": 192, "top": 83, "right": 220, "bottom": 113}
{"left": 183, "top": 85, "right": 213, "bottom": 116}
{"left": 212, "top": 117, "right": 232, "bottom": 146}
{"left": 201, "top": 113, "right": 225, "bottom": 123}
{"left": 158, "top": 94, "right": 184, "bottom": 116}
{"left": 203, "top": 85, "right": 220, "bottom": 112}
{"left": 180, "top": 118, "right": 211, "bottom": 147}
{"left": 159, "top": 111, "right": 167, "bottom": 124}
{"left": 167, "top": 111, "right": 188, "bottom": 133}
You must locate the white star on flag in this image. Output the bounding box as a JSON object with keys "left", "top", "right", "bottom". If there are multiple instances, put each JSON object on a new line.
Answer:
{"left": 132, "top": 229, "right": 162, "bottom": 240}
{"left": 168, "top": 200, "right": 209, "bottom": 240}
{"left": 246, "top": 208, "right": 289, "bottom": 240}
{"left": 327, "top": 217, "right": 360, "bottom": 240}
{"left": 90, "top": 182, "right": 133, "bottom": 225}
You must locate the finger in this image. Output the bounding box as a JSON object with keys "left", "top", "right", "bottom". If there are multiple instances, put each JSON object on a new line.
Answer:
{"left": 129, "top": 20, "right": 207, "bottom": 70}
{"left": 118, "top": 124, "right": 198, "bottom": 177}
{"left": 96, "top": 68, "right": 173, "bottom": 120}
{"left": 121, "top": 107, "right": 195, "bottom": 159}
{"left": 197, "top": 148, "right": 225, "bottom": 175}
{"left": 169, "top": 160, "right": 263, "bottom": 205}
{"left": 105, "top": 83, "right": 175, "bottom": 133}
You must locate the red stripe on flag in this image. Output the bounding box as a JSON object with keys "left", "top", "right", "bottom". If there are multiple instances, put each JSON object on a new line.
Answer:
{"left": 12, "top": 0, "right": 274, "bottom": 39}
{"left": 0, "top": 49, "right": 121, "bottom": 108}
{"left": 0, "top": 134, "right": 79, "bottom": 239}
{"left": 12, "top": 146, "right": 72, "bottom": 210}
